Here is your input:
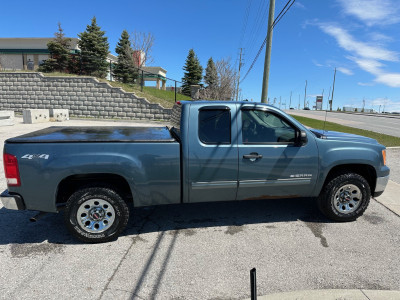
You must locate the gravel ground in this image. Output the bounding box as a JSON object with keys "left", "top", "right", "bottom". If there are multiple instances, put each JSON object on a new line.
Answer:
{"left": 0, "top": 118, "right": 399, "bottom": 300}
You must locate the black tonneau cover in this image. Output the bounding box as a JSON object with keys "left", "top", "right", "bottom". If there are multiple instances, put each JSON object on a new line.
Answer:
{"left": 6, "top": 126, "right": 176, "bottom": 143}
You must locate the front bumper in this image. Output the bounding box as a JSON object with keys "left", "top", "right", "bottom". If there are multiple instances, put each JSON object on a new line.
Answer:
{"left": 0, "top": 190, "right": 25, "bottom": 210}
{"left": 373, "top": 175, "right": 390, "bottom": 197}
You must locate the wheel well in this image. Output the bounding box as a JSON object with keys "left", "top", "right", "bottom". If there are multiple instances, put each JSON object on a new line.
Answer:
{"left": 323, "top": 164, "right": 376, "bottom": 193}
{"left": 56, "top": 173, "right": 133, "bottom": 205}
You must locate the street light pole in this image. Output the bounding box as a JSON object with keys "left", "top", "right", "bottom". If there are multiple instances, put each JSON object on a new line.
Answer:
{"left": 261, "top": 0, "right": 275, "bottom": 103}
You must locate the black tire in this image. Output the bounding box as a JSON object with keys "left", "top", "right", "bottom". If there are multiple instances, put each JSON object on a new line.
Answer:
{"left": 317, "top": 172, "right": 371, "bottom": 222}
{"left": 64, "top": 186, "right": 129, "bottom": 243}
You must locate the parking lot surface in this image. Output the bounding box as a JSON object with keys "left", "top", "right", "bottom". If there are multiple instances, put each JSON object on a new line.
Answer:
{"left": 0, "top": 119, "right": 399, "bottom": 299}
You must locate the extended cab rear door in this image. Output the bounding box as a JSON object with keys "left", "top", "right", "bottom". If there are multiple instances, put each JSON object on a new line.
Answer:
{"left": 237, "top": 105, "right": 319, "bottom": 199}
{"left": 187, "top": 103, "right": 239, "bottom": 203}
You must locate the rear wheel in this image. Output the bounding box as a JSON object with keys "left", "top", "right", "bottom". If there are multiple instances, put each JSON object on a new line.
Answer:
{"left": 318, "top": 172, "right": 371, "bottom": 222}
{"left": 64, "top": 186, "right": 129, "bottom": 243}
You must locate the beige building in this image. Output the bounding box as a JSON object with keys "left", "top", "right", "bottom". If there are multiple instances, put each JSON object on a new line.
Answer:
{"left": 0, "top": 38, "right": 167, "bottom": 86}
{"left": 0, "top": 38, "right": 117, "bottom": 79}
{"left": 140, "top": 66, "right": 167, "bottom": 90}
{"left": 0, "top": 38, "right": 80, "bottom": 70}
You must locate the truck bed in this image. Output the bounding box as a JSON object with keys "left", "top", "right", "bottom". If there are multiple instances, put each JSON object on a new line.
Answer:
{"left": 6, "top": 126, "right": 176, "bottom": 143}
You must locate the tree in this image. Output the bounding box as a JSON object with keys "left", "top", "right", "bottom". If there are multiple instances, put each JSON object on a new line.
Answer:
{"left": 78, "top": 17, "right": 109, "bottom": 78}
{"left": 201, "top": 58, "right": 237, "bottom": 100}
{"left": 215, "top": 58, "right": 236, "bottom": 100}
{"left": 114, "top": 30, "right": 137, "bottom": 83}
{"left": 181, "top": 49, "right": 203, "bottom": 96}
{"left": 38, "top": 23, "right": 71, "bottom": 73}
{"left": 204, "top": 57, "right": 218, "bottom": 88}
{"left": 130, "top": 31, "right": 154, "bottom": 68}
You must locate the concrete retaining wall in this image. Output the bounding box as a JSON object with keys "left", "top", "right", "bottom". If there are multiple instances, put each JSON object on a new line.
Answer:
{"left": 0, "top": 72, "right": 172, "bottom": 120}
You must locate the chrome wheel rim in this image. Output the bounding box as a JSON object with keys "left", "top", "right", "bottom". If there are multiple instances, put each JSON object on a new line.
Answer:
{"left": 77, "top": 199, "right": 116, "bottom": 233}
{"left": 333, "top": 184, "right": 362, "bottom": 214}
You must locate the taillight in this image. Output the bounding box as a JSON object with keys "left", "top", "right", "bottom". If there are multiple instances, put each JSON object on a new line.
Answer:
{"left": 3, "top": 153, "right": 21, "bottom": 186}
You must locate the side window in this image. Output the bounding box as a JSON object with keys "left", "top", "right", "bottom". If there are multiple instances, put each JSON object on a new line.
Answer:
{"left": 242, "top": 109, "right": 296, "bottom": 143}
{"left": 199, "top": 109, "right": 231, "bottom": 144}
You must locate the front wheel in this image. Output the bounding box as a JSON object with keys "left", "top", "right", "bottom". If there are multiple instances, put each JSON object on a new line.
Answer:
{"left": 318, "top": 172, "right": 371, "bottom": 222}
{"left": 64, "top": 186, "right": 129, "bottom": 243}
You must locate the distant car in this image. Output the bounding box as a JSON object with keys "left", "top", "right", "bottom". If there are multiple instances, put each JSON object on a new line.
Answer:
{"left": 303, "top": 107, "right": 310, "bottom": 110}
{"left": 290, "top": 107, "right": 294, "bottom": 110}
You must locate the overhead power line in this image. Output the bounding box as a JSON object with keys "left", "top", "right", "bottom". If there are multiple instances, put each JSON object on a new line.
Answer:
{"left": 271, "top": 0, "right": 296, "bottom": 29}
{"left": 240, "top": 0, "right": 296, "bottom": 84}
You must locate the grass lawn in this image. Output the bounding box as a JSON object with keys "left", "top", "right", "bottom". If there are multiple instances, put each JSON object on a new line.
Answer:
{"left": 104, "top": 81, "right": 191, "bottom": 108}
{"left": 291, "top": 115, "right": 400, "bottom": 147}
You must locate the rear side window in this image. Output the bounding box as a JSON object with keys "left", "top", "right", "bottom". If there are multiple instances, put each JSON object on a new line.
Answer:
{"left": 199, "top": 109, "right": 231, "bottom": 144}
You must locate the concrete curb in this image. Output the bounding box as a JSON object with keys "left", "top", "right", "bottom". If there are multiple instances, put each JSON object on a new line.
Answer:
{"left": 245, "top": 289, "right": 400, "bottom": 300}
{"left": 374, "top": 180, "right": 400, "bottom": 216}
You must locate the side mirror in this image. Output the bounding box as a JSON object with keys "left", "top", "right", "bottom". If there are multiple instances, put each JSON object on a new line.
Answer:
{"left": 297, "top": 130, "right": 308, "bottom": 146}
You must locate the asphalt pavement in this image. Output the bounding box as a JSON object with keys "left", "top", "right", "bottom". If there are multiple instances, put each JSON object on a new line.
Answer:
{"left": 0, "top": 118, "right": 399, "bottom": 300}
{"left": 286, "top": 110, "right": 400, "bottom": 137}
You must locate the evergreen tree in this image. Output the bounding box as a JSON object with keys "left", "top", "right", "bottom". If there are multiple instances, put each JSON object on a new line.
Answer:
{"left": 204, "top": 57, "right": 218, "bottom": 88}
{"left": 78, "top": 17, "right": 109, "bottom": 78}
{"left": 114, "top": 30, "right": 137, "bottom": 83}
{"left": 38, "top": 23, "right": 71, "bottom": 73}
{"left": 181, "top": 49, "right": 203, "bottom": 96}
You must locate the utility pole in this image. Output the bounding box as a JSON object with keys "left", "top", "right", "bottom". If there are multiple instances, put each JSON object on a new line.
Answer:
{"left": 362, "top": 97, "right": 365, "bottom": 112}
{"left": 298, "top": 94, "right": 300, "bottom": 109}
{"left": 261, "top": 0, "right": 275, "bottom": 103}
{"left": 304, "top": 80, "right": 307, "bottom": 108}
{"left": 289, "top": 91, "right": 292, "bottom": 108}
{"left": 330, "top": 68, "right": 336, "bottom": 111}
{"left": 236, "top": 48, "right": 244, "bottom": 101}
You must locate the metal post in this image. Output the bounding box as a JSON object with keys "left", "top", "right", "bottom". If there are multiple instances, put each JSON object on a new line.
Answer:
{"left": 250, "top": 268, "right": 257, "bottom": 300}
{"left": 141, "top": 70, "right": 144, "bottom": 92}
{"left": 174, "top": 81, "right": 177, "bottom": 102}
{"left": 304, "top": 80, "right": 307, "bottom": 108}
{"left": 289, "top": 91, "right": 292, "bottom": 108}
{"left": 109, "top": 60, "right": 112, "bottom": 81}
{"left": 261, "top": 0, "right": 275, "bottom": 103}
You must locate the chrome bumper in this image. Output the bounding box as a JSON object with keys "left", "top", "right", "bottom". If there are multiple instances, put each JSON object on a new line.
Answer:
{"left": 374, "top": 175, "right": 390, "bottom": 197}
{"left": 0, "top": 190, "right": 25, "bottom": 210}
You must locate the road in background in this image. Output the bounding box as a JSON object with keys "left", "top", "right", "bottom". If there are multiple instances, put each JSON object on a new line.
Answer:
{"left": 286, "top": 110, "right": 400, "bottom": 137}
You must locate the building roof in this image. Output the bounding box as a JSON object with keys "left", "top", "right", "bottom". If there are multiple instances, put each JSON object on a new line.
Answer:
{"left": 0, "top": 37, "right": 79, "bottom": 50}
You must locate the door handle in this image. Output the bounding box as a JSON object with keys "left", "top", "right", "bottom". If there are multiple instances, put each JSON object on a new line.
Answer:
{"left": 243, "top": 152, "right": 263, "bottom": 161}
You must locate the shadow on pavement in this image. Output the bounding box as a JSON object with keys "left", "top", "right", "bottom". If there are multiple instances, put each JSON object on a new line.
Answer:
{"left": 0, "top": 197, "right": 330, "bottom": 245}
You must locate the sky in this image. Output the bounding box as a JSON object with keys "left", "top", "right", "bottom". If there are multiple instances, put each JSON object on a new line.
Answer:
{"left": 1, "top": 0, "right": 400, "bottom": 112}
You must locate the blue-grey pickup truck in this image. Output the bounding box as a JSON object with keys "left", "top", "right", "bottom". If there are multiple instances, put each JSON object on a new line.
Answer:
{"left": 1, "top": 101, "right": 390, "bottom": 242}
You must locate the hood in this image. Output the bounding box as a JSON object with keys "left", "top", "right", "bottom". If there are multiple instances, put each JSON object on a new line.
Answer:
{"left": 310, "top": 129, "right": 379, "bottom": 145}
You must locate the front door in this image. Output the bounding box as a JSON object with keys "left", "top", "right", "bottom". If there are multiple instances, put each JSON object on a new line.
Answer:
{"left": 237, "top": 107, "right": 319, "bottom": 200}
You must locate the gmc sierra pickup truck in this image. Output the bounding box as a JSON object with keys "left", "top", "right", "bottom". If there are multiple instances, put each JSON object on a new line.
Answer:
{"left": 1, "top": 101, "right": 390, "bottom": 242}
